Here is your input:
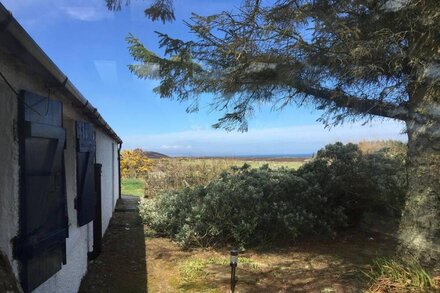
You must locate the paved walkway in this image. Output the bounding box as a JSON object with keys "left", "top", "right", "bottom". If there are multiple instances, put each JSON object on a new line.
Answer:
{"left": 79, "top": 196, "right": 147, "bottom": 293}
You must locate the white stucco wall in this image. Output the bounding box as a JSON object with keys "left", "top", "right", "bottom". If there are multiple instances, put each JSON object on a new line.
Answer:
{"left": 0, "top": 81, "right": 20, "bottom": 277}
{"left": 0, "top": 39, "right": 120, "bottom": 293}
{"left": 34, "top": 116, "right": 120, "bottom": 293}
{"left": 96, "top": 129, "right": 120, "bottom": 235}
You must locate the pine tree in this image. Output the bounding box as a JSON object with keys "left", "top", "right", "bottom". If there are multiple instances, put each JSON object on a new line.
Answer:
{"left": 114, "top": 0, "right": 440, "bottom": 267}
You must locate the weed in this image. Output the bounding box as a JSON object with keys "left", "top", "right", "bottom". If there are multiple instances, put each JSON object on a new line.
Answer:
{"left": 180, "top": 258, "right": 209, "bottom": 282}
{"left": 364, "top": 258, "right": 439, "bottom": 292}
{"left": 180, "top": 255, "right": 262, "bottom": 283}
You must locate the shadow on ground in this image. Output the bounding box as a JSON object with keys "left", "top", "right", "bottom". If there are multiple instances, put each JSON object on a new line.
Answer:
{"left": 79, "top": 196, "right": 147, "bottom": 293}
{"left": 78, "top": 197, "right": 399, "bottom": 292}
{"left": 147, "top": 231, "right": 398, "bottom": 293}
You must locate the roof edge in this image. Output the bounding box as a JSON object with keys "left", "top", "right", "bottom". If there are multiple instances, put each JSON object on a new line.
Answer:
{"left": 0, "top": 3, "right": 122, "bottom": 144}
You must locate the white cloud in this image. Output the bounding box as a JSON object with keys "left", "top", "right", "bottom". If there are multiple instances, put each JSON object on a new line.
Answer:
{"left": 123, "top": 120, "right": 407, "bottom": 156}
{"left": 2, "top": 0, "right": 113, "bottom": 25}
{"left": 160, "top": 145, "right": 193, "bottom": 150}
{"left": 61, "top": 6, "right": 113, "bottom": 22}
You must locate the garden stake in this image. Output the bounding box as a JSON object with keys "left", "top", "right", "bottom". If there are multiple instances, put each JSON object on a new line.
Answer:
{"left": 230, "top": 248, "right": 238, "bottom": 293}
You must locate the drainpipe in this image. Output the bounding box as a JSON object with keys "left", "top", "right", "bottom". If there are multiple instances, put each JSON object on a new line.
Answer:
{"left": 118, "top": 143, "right": 122, "bottom": 200}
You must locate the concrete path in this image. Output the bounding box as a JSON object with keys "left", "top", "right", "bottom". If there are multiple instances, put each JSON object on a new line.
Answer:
{"left": 79, "top": 196, "right": 147, "bottom": 293}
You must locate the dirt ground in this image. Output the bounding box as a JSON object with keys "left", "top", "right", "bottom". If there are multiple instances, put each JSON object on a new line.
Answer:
{"left": 147, "top": 232, "right": 397, "bottom": 293}
{"left": 79, "top": 196, "right": 398, "bottom": 293}
{"left": 79, "top": 196, "right": 147, "bottom": 293}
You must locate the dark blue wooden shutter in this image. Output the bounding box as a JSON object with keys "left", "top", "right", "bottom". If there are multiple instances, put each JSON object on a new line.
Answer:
{"left": 75, "top": 121, "right": 96, "bottom": 226}
{"left": 15, "top": 91, "right": 68, "bottom": 293}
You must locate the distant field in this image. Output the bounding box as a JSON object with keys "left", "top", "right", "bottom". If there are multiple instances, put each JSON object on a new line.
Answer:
{"left": 162, "top": 157, "right": 308, "bottom": 170}
{"left": 122, "top": 157, "right": 308, "bottom": 197}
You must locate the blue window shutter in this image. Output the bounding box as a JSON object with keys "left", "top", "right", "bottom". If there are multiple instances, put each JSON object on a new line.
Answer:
{"left": 15, "top": 91, "right": 68, "bottom": 292}
{"left": 75, "top": 120, "right": 96, "bottom": 226}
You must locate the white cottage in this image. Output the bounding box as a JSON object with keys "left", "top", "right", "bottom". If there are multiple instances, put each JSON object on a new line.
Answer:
{"left": 0, "top": 3, "right": 122, "bottom": 293}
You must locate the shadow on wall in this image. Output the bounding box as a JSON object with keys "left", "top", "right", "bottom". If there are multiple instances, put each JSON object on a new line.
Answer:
{"left": 79, "top": 196, "right": 147, "bottom": 293}
{"left": 0, "top": 251, "right": 22, "bottom": 292}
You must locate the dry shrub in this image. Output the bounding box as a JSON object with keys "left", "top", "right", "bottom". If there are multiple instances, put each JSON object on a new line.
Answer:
{"left": 143, "top": 158, "right": 233, "bottom": 198}
{"left": 358, "top": 140, "right": 407, "bottom": 156}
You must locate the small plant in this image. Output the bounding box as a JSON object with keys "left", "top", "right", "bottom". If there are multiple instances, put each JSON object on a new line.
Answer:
{"left": 364, "top": 258, "right": 439, "bottom": 292}
{"left": 180, "top": 258, "right": 210, "bottom": 282}
{"left": 179, "top": 256, "right": 261, "bottom": 283}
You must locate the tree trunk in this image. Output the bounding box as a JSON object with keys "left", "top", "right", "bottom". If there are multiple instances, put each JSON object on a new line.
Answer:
{"left": 398, "top": 101, "right": 440, "bottom": 269}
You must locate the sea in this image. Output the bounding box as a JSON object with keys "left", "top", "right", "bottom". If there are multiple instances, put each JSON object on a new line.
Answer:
{"left": 179, "top": 153, "right": 313, "bottom": 159}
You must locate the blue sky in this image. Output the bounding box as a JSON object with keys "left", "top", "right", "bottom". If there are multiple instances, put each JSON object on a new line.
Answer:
{"left": 2, "top": 0, "right": 406, "bottom": 156}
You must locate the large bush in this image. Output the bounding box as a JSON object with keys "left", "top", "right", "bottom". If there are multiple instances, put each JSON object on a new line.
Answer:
{"left": 141, "top": 165, "right": 347, "bottom": 248}
{"left": 298, "top": 142, "right": 407, "bottom": 226}
{"left": 140, "top": 142, "right": 407, "bottom": 248}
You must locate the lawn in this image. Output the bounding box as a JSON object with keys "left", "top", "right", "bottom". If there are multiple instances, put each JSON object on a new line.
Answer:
{"left": 121, "top": 178, "right": 145, "bottom": 197}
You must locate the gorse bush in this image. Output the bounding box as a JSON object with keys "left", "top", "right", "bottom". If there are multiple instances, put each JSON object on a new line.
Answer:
{"left": 121, "top": 149, "right": 153, "bottom": 178}
{"left": 140, "top": 142, "right": 407, "bottom": 248}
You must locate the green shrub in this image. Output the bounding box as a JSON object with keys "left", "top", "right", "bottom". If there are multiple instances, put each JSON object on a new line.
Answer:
{"left": 140, "top": 142, "right": 407, "bottom": 248}
{"left": 298, "top": 142, "right": 407, "bottom": 226}
{"left": 140, "top": 164, "right": 347, "bottom": 248}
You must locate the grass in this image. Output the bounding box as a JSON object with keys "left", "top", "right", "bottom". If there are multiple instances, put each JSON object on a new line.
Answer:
{"left": 364, "top": 258, "right": 439, "bottom": 292}
{"left": 121, "top": 178, "right": 145, "bottom": 197}
{"left": 180, "top": 256, "right": 262, "bottom": 283}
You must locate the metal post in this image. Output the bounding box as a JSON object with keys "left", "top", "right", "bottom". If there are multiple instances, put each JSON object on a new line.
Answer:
{"left": 230, "top": 248, "right": 238, "bottom": 293}
{"left": 230, "top": 265, "right": 236, "bottom": 293}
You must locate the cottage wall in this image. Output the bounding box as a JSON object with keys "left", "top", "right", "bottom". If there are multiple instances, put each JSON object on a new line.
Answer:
{"left": 96, "top": 129, "right": 120, "bottom": 234}
{"left": 0, "top": 38, "right": 120, "bottom": 293}
{"left": 33, "top": 118, "right": 92, "bottom": 293}
{"left": 0, "top": 79, "right": 20, "bottom": 278}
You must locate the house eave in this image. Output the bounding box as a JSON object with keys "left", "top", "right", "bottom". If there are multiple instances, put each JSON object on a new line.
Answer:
{"left": 0, "top": 3, "right": 122, "bottom": 144}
